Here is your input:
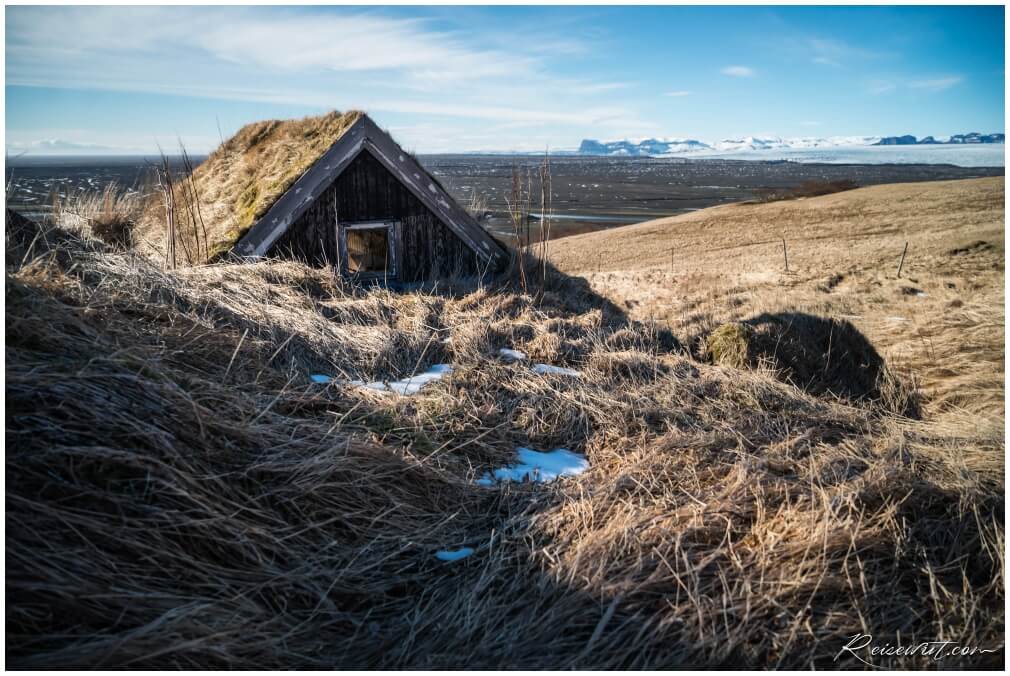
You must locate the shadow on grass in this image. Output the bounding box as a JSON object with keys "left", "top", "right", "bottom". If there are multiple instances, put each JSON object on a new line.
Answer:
{"left": 707, "top": 311, "right": 921, "bottom": 418}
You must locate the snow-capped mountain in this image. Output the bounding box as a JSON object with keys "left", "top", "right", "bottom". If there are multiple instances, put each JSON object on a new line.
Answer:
{"left": 874, "top": 132, "right": 1005, "bottom": 145}
{"left": 577, "top": 138, "right": 710, "bottom": 156}
{"left": 577, "top": 133, "right": 1001, "bottom": 156}
{"left": 711, "top": 136, "right": 883, "bottom": 151}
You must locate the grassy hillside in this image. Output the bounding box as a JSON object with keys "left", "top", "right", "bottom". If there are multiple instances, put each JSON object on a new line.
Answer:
{"left": 550, "top": 176, "right": 1005, "bottom": 424}
{"left": 6, "top": 176, "right": 1004, "bottom": 668}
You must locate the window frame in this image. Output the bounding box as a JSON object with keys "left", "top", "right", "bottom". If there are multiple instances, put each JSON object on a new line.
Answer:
{"left": 339, "top": 220, "right": 399, "bottom": 280}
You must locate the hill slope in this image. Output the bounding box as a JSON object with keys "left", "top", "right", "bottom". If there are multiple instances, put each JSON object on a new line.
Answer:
{"left": 6, "top": 183, "right": 1004, "bottom": 667}
{"left": 550, "top": 177, "right": 1005, "bottom": 422}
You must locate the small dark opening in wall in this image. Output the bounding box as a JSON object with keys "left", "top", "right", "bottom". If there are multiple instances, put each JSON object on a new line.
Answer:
{"left": 347, "top": 228, "right": 389, "bottom": 273}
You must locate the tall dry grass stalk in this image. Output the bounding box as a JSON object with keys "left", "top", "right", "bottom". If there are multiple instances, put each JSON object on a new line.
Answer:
{"left": 155, "top": 142, "right": 209, "bottom": 268}
{"left": 465, "top": 190, "right": 489, "bottom": 221}
{"left": 6, "top": 211, "right": 1002, "bottom": 668}
{"left": 506, "top": 154, "right": 553, "bottom": 298}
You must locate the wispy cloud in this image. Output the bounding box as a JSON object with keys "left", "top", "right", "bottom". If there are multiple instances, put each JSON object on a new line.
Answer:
{"left": 721, "top": 65, "right": 754, "bottom": 77}
{"left": 867, "top": 79, "right": 896, "bottom": 95}
{"left": 867, "top": 75, "right": 963, "bottom": 95}
{"left": 664, "top": 90, "right": 693, "bottom": 97}
{"left": 5, "top": 6, "right": 638, "bottom": 137}
{"left": 908, "top": 76, "right": 963, "bottom": 91}
{"left": 570, "top": 81, "right": 633, "bottom": 94}
{"left": 6, "top": 138, "right": 129, "bottom": 153}
{"left": 812, "top": 56, "right": 840, "bottom": 67}
{"left": 806, "top": 37, "right": 888, "bottom": 68}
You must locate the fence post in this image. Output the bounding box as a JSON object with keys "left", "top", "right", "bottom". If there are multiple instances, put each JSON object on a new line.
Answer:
{"left": 896, "top": 241, "right": 908, "bottom": 278}
{"left": 782, "top": 237, "right": 789, "bottom": 272}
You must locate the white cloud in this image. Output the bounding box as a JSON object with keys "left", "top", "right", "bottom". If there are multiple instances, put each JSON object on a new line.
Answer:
{"left": 866, "top": 75, "right": 963, "bottom": 95}
{"left": 868, "top": 80, "right": 896, "bottom": 95}
{"left": 571, "top": 81, "right": 632, "bottom": 94}
{"left": 806, "top": 37, "right": 888, "bottom": 68}
{"left": 721, "top": 65, "right": 754, "bottom": 77}
{"left": 199, "top": 14, "right": 533, "bottom": 82}
{"left": 5, "top": 5, "right": 639, "bottom": 138}
{"left": 908, "top": 76, "right": 963, "bottom": 91}
{"left": 6, "top": 138, "right": 128, "bottom": 154}
{"left": 665, "top": 90, "right": 693, "bottom": 97}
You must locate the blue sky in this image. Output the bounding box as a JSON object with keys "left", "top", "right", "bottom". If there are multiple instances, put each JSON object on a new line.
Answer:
{"left": 5, "top": 5, "right": 1005, "bottom": 154}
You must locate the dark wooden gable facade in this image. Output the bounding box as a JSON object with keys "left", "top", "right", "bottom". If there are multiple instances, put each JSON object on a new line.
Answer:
{"left": 233, "top": 114, "right": 507, "bottom": 284}
{"left": 270, "top": 150, "right": 480, "bottom": 282}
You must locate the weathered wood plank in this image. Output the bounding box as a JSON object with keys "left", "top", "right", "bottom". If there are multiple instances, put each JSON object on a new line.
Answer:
{"left": 234, "top": 113, "right": 508, "bottom": 275}
{"left": 271, "top": 150, "right": 479, "bottom": 282}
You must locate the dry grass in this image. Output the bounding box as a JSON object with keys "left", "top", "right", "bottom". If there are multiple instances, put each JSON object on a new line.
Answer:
{"left": 135, "top": 110, "right": 362, "bottom": 264}
{"left": 753, "top": 178, "right": 859, "bottom": 203}
{"left": 53, "top": 182, "right": 145, "bottom": 249}
{"left": 550, "top": 176, "right": 1005, "bottom": 425}
{"left": 6, "top": 200, "right": 1003, "bottom": 667}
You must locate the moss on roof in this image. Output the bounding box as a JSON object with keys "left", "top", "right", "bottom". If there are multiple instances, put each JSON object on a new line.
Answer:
{"left": 137, "top": 110, "right": 363, "bottom": 264}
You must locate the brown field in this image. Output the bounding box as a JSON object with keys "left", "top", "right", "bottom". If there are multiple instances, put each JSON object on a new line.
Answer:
{"left": 6, "top": 176, "right": 1005, "bottom": 668}
{"left": 550, "top": 177, "right": 1005, "bottom": 426}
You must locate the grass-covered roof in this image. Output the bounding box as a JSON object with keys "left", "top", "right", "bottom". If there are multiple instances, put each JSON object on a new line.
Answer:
{"left": 138, "top": 110, "right": 362, "bottom": 263}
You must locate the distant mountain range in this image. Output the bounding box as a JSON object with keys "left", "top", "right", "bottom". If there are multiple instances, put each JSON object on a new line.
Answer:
{"left": 577, "top": 132, "right": 1005, "bottom": 156}
{"left": 873, "top": 132, "right": 1005, "bottom": 145}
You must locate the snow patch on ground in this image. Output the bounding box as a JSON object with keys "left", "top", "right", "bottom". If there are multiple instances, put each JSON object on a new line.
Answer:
{"left": 351, "top": 364, "right": 453, "bottom": 395}
{"left": 435, "top": 547, "right": 474, "bottom": 562}
{"left": 498, "top": 348, "right": 527, "bottom": 361}
{"left": 476, "top": 447, "right": 590, "bottom": 485}
{"left": 311, "top": 365, "right": 452, "bottom": 395}
{"left": 532, "top": 363, "right": 581, "bottom": 377}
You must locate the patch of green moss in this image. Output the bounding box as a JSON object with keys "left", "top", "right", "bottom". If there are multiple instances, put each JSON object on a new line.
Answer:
{"left": 233, "top": 183, "right": 262, "bottom": 230}
{"left": 207, "top": 226, "right": 253, "bottom": 261}
{"left": 266, "top": 175, "right": 297, "bottom": 200}
{"left": 236, "top": 204, "right": 259, "bottom": 230}
{"left": 207, "top": 242, "right": 233, "bottom": 262}
{"left": 707, "top": 322, "right": 753, "bottom": 368}
{"left": 237, "top": 182, "right": 259, "bottom": 209}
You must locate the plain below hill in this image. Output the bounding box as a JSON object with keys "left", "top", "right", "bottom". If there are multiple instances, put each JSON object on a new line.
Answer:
{"left": 549, "top": 176, "right": 1005, "bottom": 423}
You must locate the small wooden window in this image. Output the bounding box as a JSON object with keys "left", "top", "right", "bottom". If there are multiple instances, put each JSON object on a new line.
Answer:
{"left": 341, "top": 221, "right": 397, "bottom": 278}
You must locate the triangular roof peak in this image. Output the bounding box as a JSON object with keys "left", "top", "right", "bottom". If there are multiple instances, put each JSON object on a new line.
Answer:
{"left": 233, "top": 113, "right": 507, "bottom": 266}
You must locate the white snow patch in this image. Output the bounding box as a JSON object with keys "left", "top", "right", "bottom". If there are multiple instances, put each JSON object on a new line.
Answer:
{"left": 351, "top": 364, "right": 453, "bottom": 395}
{"left": 435, "top": 547, "right": 474, "bottom": 562}
{"left": 532, "top": 363, "right": 581, "bottom": 377}
{"left": 477, "top": 447, "right": 589, "bottom": 485}
{"left": 499, "top": 348, "right": 527, "bottom": 361}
